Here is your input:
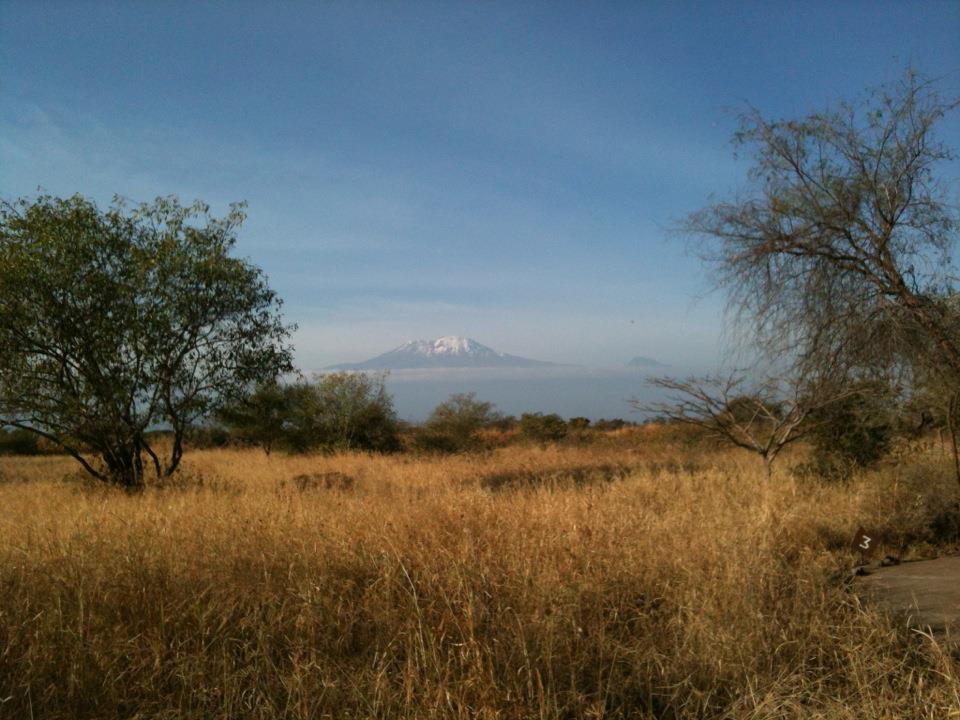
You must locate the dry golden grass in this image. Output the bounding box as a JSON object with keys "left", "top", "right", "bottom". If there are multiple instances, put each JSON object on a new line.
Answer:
{"left": 1, "top": 440, "right": 958, "bottom": 719}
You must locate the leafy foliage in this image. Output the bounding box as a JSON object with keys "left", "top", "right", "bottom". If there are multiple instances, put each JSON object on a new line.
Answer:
{"left": 303, "top": 372, "right": 401, "bottom": 453}
{"left": 0, "top": 428, "right": 42, "bottom": 455}
{"left": 802, "top": 382, "right": 898, "bottom": 479}
{"left": 415, "top": 393, "right": 502, "bottom": 453}
{"left": 519, "top": 412, "right": 568, "bottom": 444}
{"left": 219, "top": 373, "right": 401, "bottom": 454}
{"left": 592, "top": 418, "right": 631, "bottom": 431}
{"left": 0, "top": 194, "right": 294, "bottom": 486}
{"left": 216, "top": 381, "right": 303, "bottom": 454}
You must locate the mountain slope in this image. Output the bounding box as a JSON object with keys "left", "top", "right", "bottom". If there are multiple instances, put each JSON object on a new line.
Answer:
{"left": 329, "top": 336, "right": 555, "bottom": 370}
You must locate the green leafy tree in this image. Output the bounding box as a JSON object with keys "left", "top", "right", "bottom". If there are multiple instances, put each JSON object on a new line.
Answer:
{"left": 0, "top": 428, "right": 41, "bottom": 455}
{"left": 490, "top": 414, "right": 517, "bottom": 432}
{"left": 305, "top": 372, "right": 401, "bottom": 453}
{"left": 803, "top": 381, "right": 897, "bottom": 479}
{"left": 218, "top": 373, "right": 400, "bottom": 454}
{"left": 416, "top": 393, "right": 502, "bottom": 453}
{"left": 216, "top": 380, "right": 301, "bottom": 455}
{"left": 593, "top": 418, "right": 628, "bottom": 431}
{"left": 519, "top": 412, "right": 568, "bottom": 444}
{"left": 0, "top": 194, "right": 294, "bottom": 487}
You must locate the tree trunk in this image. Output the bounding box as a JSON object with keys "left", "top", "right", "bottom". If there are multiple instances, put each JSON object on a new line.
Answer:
{"left": 102, "top": 444, "right": 146, "bottom": 490}
{"left": 948, "top": 392, "right": 960, "bottom": 490}
{"left": 762, "top": 453, "right": 774, "bottom": 481}
{"left": 165, "top": 428, "right": 185, "bottom": 477}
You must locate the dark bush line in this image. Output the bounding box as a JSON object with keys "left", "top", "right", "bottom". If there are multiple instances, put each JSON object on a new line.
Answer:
{"left": 0, "top": 428, "right": 44, "bottom": 455}
{"left": 479, "top": 462, "right": 633, "bottom": 491}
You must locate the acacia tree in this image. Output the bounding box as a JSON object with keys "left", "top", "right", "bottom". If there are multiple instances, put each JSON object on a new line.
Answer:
{"left": 639, "top": 371, "right": 856, "bottom": 477}
{"left": 687, "top": 71, "right": 959, "bottom": 383}
{"left": 0, "top": 194, "right": 294, "bottom": 487}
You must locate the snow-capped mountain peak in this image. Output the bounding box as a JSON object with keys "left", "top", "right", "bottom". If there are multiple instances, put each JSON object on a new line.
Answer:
{"left": 394, "top": 336, "right": 504, "bottom": 358}
{"left": 328, "top": 336, "right": 553, "bottom": 370}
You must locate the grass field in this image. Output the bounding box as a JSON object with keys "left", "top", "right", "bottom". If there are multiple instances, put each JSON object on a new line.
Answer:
{"left": 1, "top": 435, "right": 959, "bottom": 719}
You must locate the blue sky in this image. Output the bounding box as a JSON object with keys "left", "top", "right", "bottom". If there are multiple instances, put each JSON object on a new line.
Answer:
{"left": 2, "top": 1, "right": 959, "bottom": 379}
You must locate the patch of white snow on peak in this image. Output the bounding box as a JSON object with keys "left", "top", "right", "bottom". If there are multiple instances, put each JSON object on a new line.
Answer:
{"left": 433, "top": 336, "right": 475, "bottom": 354}
{"left": 394, "top": 339, "right": 432, "bottom": 354}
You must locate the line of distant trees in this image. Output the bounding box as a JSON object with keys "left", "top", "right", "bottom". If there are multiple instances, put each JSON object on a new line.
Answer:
{"left": 8, "top": 365, "right": 949, "bottom": 486}
{"left": 0, "top": 373, "right": 642, "bottom": 458}
{"left": 208, "top": 377, "right": 641, "bottom": 455}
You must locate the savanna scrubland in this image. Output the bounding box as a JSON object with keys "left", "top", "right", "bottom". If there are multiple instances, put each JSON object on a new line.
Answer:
{"left": 2, "top": 429, "right": 959, "bottom": 719}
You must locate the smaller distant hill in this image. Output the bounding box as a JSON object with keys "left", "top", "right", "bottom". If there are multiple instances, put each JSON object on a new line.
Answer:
{"left": 627, "top": 356, "right": 666, "bottom": 368}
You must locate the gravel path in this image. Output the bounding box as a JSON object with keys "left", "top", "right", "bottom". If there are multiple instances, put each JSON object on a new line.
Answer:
{"left": 857, "top": 555, "right": 960, "bottom": 649}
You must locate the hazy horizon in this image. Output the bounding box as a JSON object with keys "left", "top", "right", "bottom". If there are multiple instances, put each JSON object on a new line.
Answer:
{"left": 310, "top": 335, "right": 698, "bottom": 420}
{"left": 313, "top": 361, "right": 696, "bottom": 422}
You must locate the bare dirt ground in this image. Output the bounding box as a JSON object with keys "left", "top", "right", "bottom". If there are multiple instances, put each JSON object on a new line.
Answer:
{"left": 858, "top": 555, "right": 960, "bottom": 651}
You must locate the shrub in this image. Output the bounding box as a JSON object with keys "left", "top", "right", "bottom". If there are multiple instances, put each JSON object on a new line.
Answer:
{"left": 218, "top": 372, "right": 401, "bottom": 454}
{"left": 299, "top": 372, "right": 402, "bottom": 453}
{"left": 414, "top": 393, "right": 502, "bottom": 453}
{"left": 802, "top": 384, "right": 897, "bottom": 479}
{"left": 0, "top": 428, "right": 41, "bottom": 455}
{"left": 518, "top": 412, "right": 568, "bottom": 444}
{"left": 185, "top": 425, "right": 232, "bottom": 449}
{"left": 593, "top": 418, "right": 630, "bottom": 431}
{"left": 217, "top": 382, "right": 311, "bottom": 455}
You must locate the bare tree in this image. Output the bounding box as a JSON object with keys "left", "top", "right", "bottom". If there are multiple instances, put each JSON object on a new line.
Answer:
{"left": 687, "top": 71, "right": 960, "bottom": 382}
{"left": 637, "top": 371, "right": 855, "bottom": 477}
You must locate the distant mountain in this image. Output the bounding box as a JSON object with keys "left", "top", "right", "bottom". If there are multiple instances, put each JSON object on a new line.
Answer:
{"left": 328, "top": 336, "right": 556, "bottom": 370}
{"left": 627, "top": 355, "right": 666, "bottom": 368}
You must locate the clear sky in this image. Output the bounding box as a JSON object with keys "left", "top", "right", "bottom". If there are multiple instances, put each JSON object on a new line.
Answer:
{"left": 2, "top": 1, "right": 959, "bottom": 379}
